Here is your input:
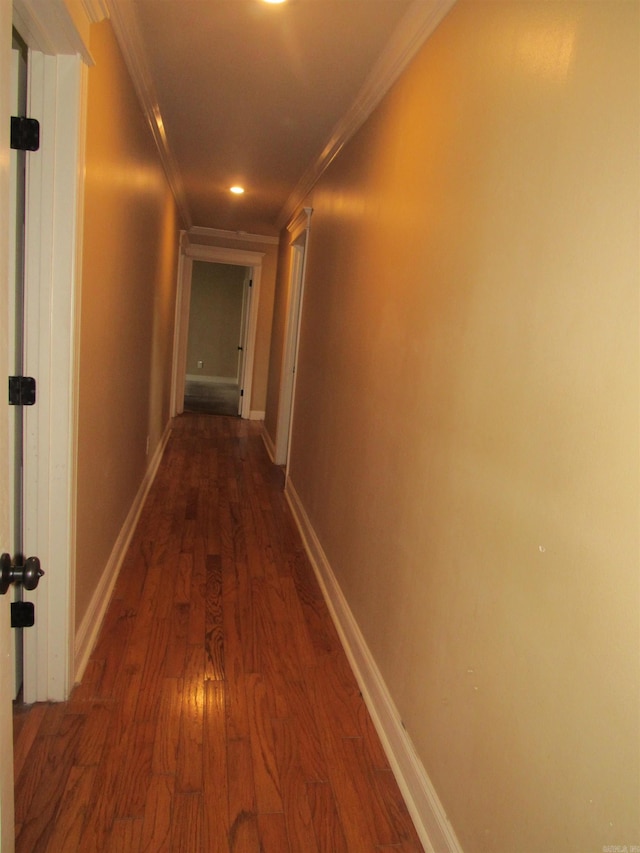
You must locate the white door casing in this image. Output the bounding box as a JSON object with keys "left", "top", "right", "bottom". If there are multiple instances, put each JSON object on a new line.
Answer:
{"left": 171, "top": 247, "right": 192, "bottom": 416}
{"left": 237, "top": 268, "right": 251, "bottom": 390}
{"left": 172, "top": 241, "right": 264, "bottom": 421}
{"left": 275, "top": 207, "right": 312, "bottom": 468}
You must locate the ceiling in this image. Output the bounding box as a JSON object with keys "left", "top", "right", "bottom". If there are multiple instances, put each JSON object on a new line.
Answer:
{"left": 106, "top": 0, "right": 454, "bottom": 238}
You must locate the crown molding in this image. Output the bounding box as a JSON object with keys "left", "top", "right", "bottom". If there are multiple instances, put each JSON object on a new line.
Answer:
{"left": 80, "top": 0, "right": 109, "bottom": 24}
{"left": 106, "top": 0, "right": 192, "bottom": 229}
{"left": 276, "top": 0, "right": 457, "bottom": 228}
{"left": 188, "top": 226, "right": 279, "bottom": 246}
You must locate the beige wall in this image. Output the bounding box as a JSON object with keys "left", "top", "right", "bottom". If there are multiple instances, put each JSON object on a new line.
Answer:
{"left": 186, "top": 262, "right": 246, "bottom": 379}
{"left": 75, "top": 19, "right": 180, "bottom": 626}
{"left": 273, "top": 1, "right": 639, "bottom": 849}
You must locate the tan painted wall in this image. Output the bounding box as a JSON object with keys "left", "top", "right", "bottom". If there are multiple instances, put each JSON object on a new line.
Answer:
{"left": 75, "top": 19, "right": 180, "bottom": 626}
{"left": 279, "top": 2, "right": 639, "bottom": 849}
{"left": 186, "top": 262, "right": 245, "bottom": 379}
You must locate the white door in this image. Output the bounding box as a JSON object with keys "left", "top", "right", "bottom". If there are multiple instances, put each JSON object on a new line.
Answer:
{"left": 8, "top": 32, "right": 27, "bottom": 701}
{"left": 1, "top": 0, "right": 16, "bottom": 847}
{"left": 18, "top": 46, "right": 87, "bottom": 706}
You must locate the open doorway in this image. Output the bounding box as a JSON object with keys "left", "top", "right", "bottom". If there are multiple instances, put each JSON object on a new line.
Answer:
{"left": 183, "top": 261, "right": 250, "bottom": 416}
{"left": 172, "top": 242, "right": 265, "bottom": 421}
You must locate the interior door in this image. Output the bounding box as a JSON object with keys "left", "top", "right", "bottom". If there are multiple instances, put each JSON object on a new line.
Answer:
{"left": 9, "top": 32, "right": 28, "bottom": 700}
{"left": 1, "top": 3, "right": 16, "bottom": 849}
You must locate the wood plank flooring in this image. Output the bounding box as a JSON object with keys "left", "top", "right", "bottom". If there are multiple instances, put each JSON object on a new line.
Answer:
{"left": 13, "top": 413, "right": 423, "bottom": 852}
{"left": 184, "top": 380, "right": 240, "bottom": 417}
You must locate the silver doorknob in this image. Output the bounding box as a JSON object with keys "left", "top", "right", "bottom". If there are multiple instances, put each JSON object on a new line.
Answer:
{"left": 0, "top": 553, "right": 44, "bottom": 595}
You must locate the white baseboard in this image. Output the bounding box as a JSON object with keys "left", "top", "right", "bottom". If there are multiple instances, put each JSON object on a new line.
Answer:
{"left": 249, "top": 410, "right": 265, "bottom": 421}
{"left": 261, "top": 425, "right": 276, "bottom": 462}
{"left": 185, "top": 373, "right": 237, "bottom": 385}
{"left": 74, "top": 421, "right": 172, "bottom": 683}
{"left": 284, "top": 477, "right": 462, "bottom": 853}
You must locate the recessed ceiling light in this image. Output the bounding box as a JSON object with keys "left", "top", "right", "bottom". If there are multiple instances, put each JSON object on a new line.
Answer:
{"left": 230, "top": 186, "right": 245, "bottom": 195}
{"left": 263, "top": 0, "right": 286, "bottom": 4}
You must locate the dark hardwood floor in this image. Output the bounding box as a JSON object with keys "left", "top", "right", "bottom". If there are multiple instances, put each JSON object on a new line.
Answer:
{"left": 183, "top": 380, "right": 240, "bottom": 417}
{"left": 13, "top": 413, "right": 423, "bottom": 852}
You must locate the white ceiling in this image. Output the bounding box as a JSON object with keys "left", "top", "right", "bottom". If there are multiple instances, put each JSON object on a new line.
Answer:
{"left": 107, "top": 0, "right": 454, "bottom": 237}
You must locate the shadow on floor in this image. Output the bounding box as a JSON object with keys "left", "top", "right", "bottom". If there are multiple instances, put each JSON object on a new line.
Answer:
{"left": 184, "top": 379, "right": 240, "bottom": 416}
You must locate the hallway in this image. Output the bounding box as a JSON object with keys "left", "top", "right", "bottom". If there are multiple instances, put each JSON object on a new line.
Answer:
{"left": 12, "top": 414, "right": 422, "bottom": 852}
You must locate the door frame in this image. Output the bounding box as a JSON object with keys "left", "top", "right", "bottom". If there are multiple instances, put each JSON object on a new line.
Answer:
{"left": 237, "top": 267, "right": 252, "bottom": 388}
{"left": 172, "top": 241, "right": 264, "bottom": 420}
{"left": 274, "top": 207, "right": 312, "bottom": 468}
{"left": 10, "top": 0, "right": 100, "bottom": 706}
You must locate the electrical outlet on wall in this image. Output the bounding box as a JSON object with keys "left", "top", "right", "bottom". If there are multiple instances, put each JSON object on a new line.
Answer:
{"left": 197, "top": 360, "right": 204, "bottom": 368}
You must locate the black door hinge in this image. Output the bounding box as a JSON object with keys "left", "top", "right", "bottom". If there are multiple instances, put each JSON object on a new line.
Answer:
{"left": 240, "top": 389, "right": 244, "bottom": 397}
{"left": 249, "top": 280, "right": 253, "bottom": 288}
{"left": 10, "top": 116, "right": 40, "bottom": 151}
{"left": 11, "top": 601, "right": 35, "bottom": 628}
{"left": 9, "top": 376, "right": 36, "bottom": 406}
